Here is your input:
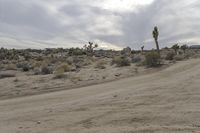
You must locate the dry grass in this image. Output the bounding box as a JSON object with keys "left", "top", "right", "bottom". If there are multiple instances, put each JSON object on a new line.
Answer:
{"left": 57, "top": 63, "right": 72, "bottom": 72}
{"left": 95, "top": 60, "right": 107, "bottom": 69}
{"left": 112, "top": 56, "right": 131, "bottom": 67}
{"left": 5, "top": 64, "right": 17, "bottom": 70}
{"left": 53, "top": 67, "right": 65, "bottom": 79}
{"left": 71, "top": 76, "right": 82, "bottom": 84}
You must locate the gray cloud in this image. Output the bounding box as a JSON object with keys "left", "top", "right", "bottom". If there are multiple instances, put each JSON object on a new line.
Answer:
{"left": 0, "top": 0, "right": 200, "bottom": 49}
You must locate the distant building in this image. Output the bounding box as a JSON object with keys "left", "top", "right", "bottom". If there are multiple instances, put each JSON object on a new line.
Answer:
{"left": 190, "top": 45, "right": 200, "bottom": 49}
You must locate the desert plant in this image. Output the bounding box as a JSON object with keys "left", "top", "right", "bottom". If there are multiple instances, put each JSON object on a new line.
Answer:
{"left": 57, "top": 63, "right": 72, "bottom": 72}
{"left": 141, "top": 46, "right": 144, "bottom": 53}
{"left": 145, "top": 52, "right": 161, "bottom": 67}
{"left": 5, "top": 64, "right": 17, "bottom": 70}
{"left": 165, "top": 52, "right": 175, "bottom": 60}
{"left": 68, "top": 48, "right": 85, "bottom": 56}
{"left": 84, "top": 42, "right": 98, "bottom": 56}
{"left": 112, "top": 56, "right": 131, "bottom": 67}
{"left": 152, "top": 26, "right": 160, "bottom": 54}
{"left": 95, "top": 60, "right": 107, "bottom": 69}
{"left": 53, "top": 67, "right": 65, "bottom": 79}
{"left": 71, "top": 76, "right": 82, "bottom": 83}
{"left": 171, "top": 44, "right": 180, "bottom": 55}
{"left": 33, "top": 67, "right": 41, "bottom": 75}
{"left": 22, "top": 64, "right": 30, "bottom": 72}
{"left": 132, "top": 55, "right": 142, "bottom": 63}
{"left": 121, "top": 47, "right": 131, "bottom": 56}
{"left": 41, "top": 66, "right": 52, "bottom": 75}
{"left": 180, "top": 44, "right": 188, "bottom": 54}
{"left": 174, "top": 55, "right": 185, "bottom": 61}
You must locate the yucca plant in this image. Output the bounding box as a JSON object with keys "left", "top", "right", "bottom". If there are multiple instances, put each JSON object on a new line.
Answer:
{"left": 171, "top": 44, "right": 180, "bottom": 55}
{"left": 152, "top": 26, "right": 160, "bottom": 55}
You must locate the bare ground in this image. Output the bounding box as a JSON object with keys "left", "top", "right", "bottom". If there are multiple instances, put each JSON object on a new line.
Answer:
{"left": 0, "top": 59, "right": 200, "bottom": 132}
{"left": 0, "top": 63, "right": 162, "bottom": 100}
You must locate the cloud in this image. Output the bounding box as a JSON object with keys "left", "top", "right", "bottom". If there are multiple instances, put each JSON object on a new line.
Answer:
{"left": 0, "top": 0, "right": 200, "bottom": 49}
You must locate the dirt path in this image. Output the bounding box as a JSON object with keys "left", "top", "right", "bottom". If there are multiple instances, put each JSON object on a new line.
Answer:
{"left": 1, "top": 59, "right": 200, "bottom": 133}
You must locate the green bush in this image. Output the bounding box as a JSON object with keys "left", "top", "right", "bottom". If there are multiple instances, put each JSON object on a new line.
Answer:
{"left": 112, "top": 56, "right": 131, "bottom": 67}
{"left": 145, "top": 52, "right": 161, "bottom": 67}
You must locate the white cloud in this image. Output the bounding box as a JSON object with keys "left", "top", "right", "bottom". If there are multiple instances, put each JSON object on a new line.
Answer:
{"left": 91, "top": 0, "right": 154, "bottom": 12}
{"left": 0, "top": 0, "right": 200, "bottom": 50}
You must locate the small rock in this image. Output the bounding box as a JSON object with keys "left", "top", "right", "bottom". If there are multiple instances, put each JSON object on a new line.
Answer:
{"left": 113, "top": 95, "right": 118, "bottom": 98}
{"left": 115, "top": 73, "right": 121, "bottom": 77}
{"left": 37, "top": 121, "right": 41, "bottom": 124}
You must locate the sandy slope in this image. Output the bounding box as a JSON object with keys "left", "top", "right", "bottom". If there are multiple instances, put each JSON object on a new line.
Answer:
{"left": 1, "top": 59, "right": 200, "bottom": 133}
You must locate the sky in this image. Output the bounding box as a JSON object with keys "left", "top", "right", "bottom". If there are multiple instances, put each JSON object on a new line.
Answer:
{"left": 0, "top": 0, "right": 200, "bottom": 50}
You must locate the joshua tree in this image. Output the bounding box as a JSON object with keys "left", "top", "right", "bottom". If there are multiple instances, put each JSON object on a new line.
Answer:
{"left": 84, "top": 42, "right": 98, "bottom": 56}
{"left": 152, "top": 26, "right": 160, "bottom": 55}
{"left": 141, "top": 46, "right": 144, "bottom": 53}
{"left": 180, "top": 44, "right": 188, "bottom": 54}
{"left": 171, "top": 44, "right": 180, "bottom": 55}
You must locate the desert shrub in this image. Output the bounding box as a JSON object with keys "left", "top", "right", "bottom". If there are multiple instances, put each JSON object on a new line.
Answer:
{"left": 132, "top": 55, "right": 142, "bottom": 63}
{"left": 57, "top": 63, "right": 72, "bottom": 72}
{"left": 66, "top": 57, "right": 74, "bottom": 65}
{"left": 184, "top": 53, "right": 192, "bottom": 59}
{"left": 145, "top": 52, "right": 161, "bottom": 67}
{"left": 36, "top": 56, "right": 43, "bottom": 61}
{"left": 16, "top": 62, "right": 24, "bottom": 68}
{"left": 112, "top": 56, "right": 131, "bottom": 67}
{"left": 32, "top": 61, "right": 42, "bottom": 68}
{"left": 165, "top": 52, "right": 175, "bottom": 60}
{"left": 22, "top": 64, "right": 30, "bottom": 72}
{"left": 68, "top": 48, "right": 86, "bottom": 56}
{"left": 0, "top": 72, "right": 16, "bottom": 79}
{"left": 53, "top": 67, "right": 65, "bottom": 79}
{"left": 95, "top": 60, "right": 107, "bottom": 69}
{"left": 174, "top": 55, "right": 184, "bottom": 61}
{"left": 41, "top": 66, "right": 52, "bottom": 75}
{"left": 0, "top": 64, "right": 3, "bottom": 70}
{"left": 33, "top": 67, "right": 41, "bottom": 75}
{"left": 16, "top": 62, "right": 31, "bottom": 72}
{"left": 5, "top": 64, "right": 17, "bottom": 70}
{"left": 71, "top": 76, "right": 82, "bottom": 83}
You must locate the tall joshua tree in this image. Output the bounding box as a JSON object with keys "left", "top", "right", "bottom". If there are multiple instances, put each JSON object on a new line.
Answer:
{"left": 172, "top": 44, "right": 180, "bottom": 55}
{"left": 152, "top": 26, "right": 160, "bottom": 55}
{"left": 180, "top": 44, "right": 188, "bottom": 54}
{"left": 141, "top": 46, "right": 144, "bottom": 54}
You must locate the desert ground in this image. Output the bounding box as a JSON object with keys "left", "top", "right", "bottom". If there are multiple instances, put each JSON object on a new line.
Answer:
{"left": 1, "top": 58, "right": 200, "bottom": 133}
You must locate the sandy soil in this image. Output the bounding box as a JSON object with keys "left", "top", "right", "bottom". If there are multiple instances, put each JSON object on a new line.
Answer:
{"left": 0, "top": 59, "right": 200, "bottom": 132}
{"left": 0, "top": 63, "right": 164, "bottom": 100}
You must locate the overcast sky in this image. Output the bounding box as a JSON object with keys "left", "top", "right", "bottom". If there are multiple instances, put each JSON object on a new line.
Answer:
{"left": 0, "top": 0, "right": 200, "bottom": 49}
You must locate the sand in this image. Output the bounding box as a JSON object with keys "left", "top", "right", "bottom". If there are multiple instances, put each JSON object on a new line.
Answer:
{"left": 0, "top": 59, "right": 200, "bottom": 132}
{"left": 0, "top": 63, "right": 159, "bottom": 100}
